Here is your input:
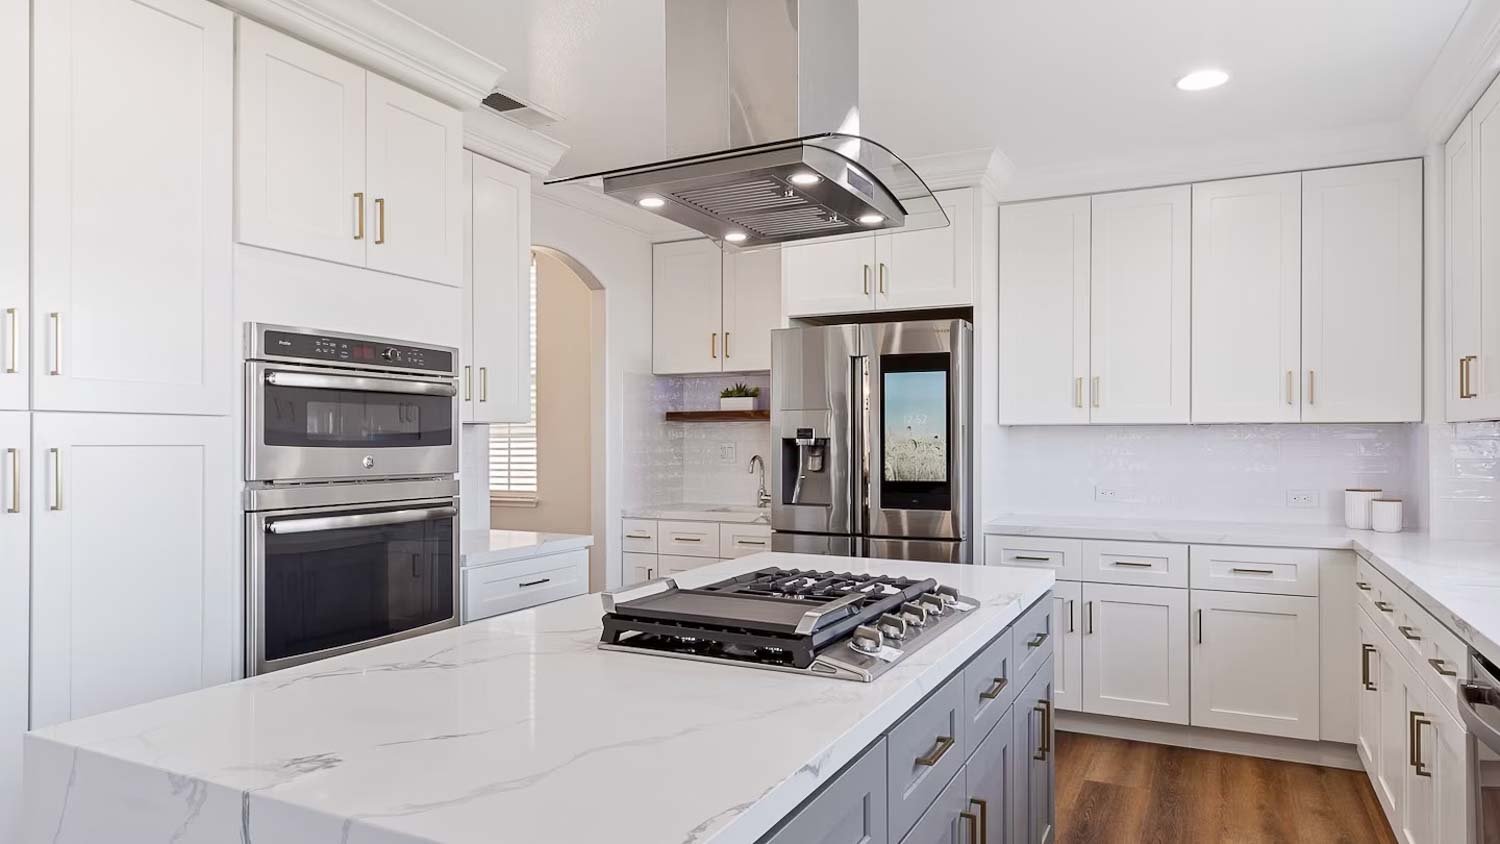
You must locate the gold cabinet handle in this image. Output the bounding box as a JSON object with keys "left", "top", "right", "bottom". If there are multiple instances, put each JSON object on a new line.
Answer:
{"left": 960, "top": 811, "right": 979, "bottom": 844}
{"left": 1230, "top": 566, "right": 1275, "bottom": 575}
{"left": 374, "top": 197, "right": 386, "bottom": 244}
{"left": 4, "top": 307, "right": 15, "bottom": 374}
{"left": 1286, "top": 370, "right": 1294, "bottom": 405}
{"left": 724, "top": 331, "right": 730, "bottom": 359}
{"left": 914, "top": 734, "right": 954, "bottom": 767}
{"left": 1398, "top": 625, "right": 1421, "bottom": 641}
{"left": 1361, "top": 644, "right": 1377, "bottom": 690}
{"left": 979, "top": 676, "right": 1008, "bottom": 700}
{"left": 878, "top": 262, "right": 888, "bottom": 295}
{"left": 480, "top": 366, "right": 488, "bottom": 402}
{"left": 1410, "top": 710, "right": 1432, "bottom": 777}
{"left": 5, "top": 447, "right": 17, "bottom": 514}
{"left": 48, "top": 312, "right": 61, "bottom": 376}
{"left": 968, "top": 798, "right": 988, "bottom": 844}
{"left": 1374, "top": 600, "right": 1394, "bottom": 613}
{"left": 353, "top": 192, "right": 365, "bottom": 240}
{"left": 1091, "top": 376, "right": 1100, "bottom": 408}
{"left": 863, "top": 264, "right": 871, "bottom": 295}
{"left": 1111, "top": 559, "right": 1154, "bottom": 568}
{"left": 49, "top": 448, "right": 61, "bottom": 511}
{"left": 463, "top": 365, "right": 472, "bottom": 401}
{"left": 1355, "top": 580, "right": 1371, "bottom": 591}
{"left": 1429, "top": 657, "right": 1458, "bottom": 677}
{"left": 1026, "top": 632, "right": 1048, "bottom": 649}
{"left": 1307, "top": 369, "right": 1315, "bottom": 405}
{"left": 1462, "top": 355, "right": 1479, "bottom": 398}
{"left": 1074, "top": 376, "right": 1083, "bottom": 408}
{"left": 624, "top": 532, "right": 652, "bottom": 540}
{"left": 1033, "top": 701, "right": 1052, "bottom": 759}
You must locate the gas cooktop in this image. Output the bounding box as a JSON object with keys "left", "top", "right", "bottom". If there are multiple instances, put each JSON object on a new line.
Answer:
{"left": 599, "top": 567, "right": 977, "bottom": 682}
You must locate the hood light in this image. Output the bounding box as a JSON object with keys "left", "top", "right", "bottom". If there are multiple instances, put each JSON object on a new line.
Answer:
{"left": 789, "top": 172, "right": 822, "bottom": 186}
{"left": 857, "top": 213, "right": 885, "bottom": 225}
{"left": 1176, "top": 69, "right": 1228, "bottom": 91}
{"left": 724, "top": 232, "right": 748, "bottom": 243}
{"left": 637, "top": 196, "right": 666, "bottom": 209}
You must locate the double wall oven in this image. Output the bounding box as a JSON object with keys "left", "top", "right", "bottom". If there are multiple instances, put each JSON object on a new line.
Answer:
{"left": 244, "top": 324, "right": 461, "bottom": 676}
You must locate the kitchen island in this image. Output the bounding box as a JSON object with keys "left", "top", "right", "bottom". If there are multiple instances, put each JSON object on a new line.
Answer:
{"left": 21, "top": 553, "right": 1053, "bottom": 844}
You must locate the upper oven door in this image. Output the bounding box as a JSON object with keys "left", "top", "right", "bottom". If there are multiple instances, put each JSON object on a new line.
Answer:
{"left": 247, "top": 360, "right": 459, "bottom": 482}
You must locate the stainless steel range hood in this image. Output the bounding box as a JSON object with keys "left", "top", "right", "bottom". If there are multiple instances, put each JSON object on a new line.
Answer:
{"left": 544, "top": 0, "right": 944, "bottom": 248}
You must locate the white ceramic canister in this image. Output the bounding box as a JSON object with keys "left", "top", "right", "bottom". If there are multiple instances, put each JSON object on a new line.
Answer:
{"left": 1345, "top": 488, "right": 1382, "bottom": 530}
{"left": 1371, "top": 499, "right": 1403, "bottom": 533}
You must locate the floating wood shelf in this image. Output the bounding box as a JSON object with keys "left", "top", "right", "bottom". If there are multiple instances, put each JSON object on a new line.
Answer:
{"left": 664, "top": 410, "right": 770, "bottom": 422}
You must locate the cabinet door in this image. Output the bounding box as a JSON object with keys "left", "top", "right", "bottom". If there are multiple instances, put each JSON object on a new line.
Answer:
{"left": 722, "top": 247, "right": 781, "bottom": 372}
{"left": 764, "top": 738, "right": 888, "bottom": 844}
{"left": 1089, "top": 186, "right": 1191, "bottom": 423}
{"left": 1471, "top": 75, "right": 1500, "bottom": 419}
{"left": 0, "top": 0, "right": 26, "bottom": 411}
{"left": 876, "top": 189, "right": 975, "bottom": 311}
{"left": 968, "top": 706, "right": 1014, "bottom": 844}
{"left": 1302, "top": 160, "right": 1422, "bottom": 422}
{"left": 622, "top": 552, "right": 658, "bottom": 586}
{"left": 1449, "top": 114, "right": 1483, "bottom": 421}
{"left": 237, "top": 18, "right": 366, "bottom": 267}
{"left": 30, "top": 413, "right": 234, "bottom": 728}
{"left": 1190, "top": 590, "right": 1320, "bottom": 740}
{"left": 0, "top": 412, "right": 27, "bottom": 837}
{"left": 467, "top": 153, "right": 533, "bottom": 423}
{"left": 364, "top": 73, "right": 464, "bottom": 285}
{"left": 1012, "top": 656, "right": 1055, "bottom": 844}
{"left": 1357, "top": 609, "right": 1385, "bottom": 778}
{"left": 997, "top": 198, "right": 1090, "bottom": 425}
{"left": 32, "top": 0, "right": 232, "bottom": 416}
{"left": 1402, "top": 678, "right": 1472, "bottom": 844}
{"left": 782, "top": 237, "right": 877, "bottom": 317}
{"left": 1052, "top": 580, "right": 1083, "bottom": 713}
{"left": 653, "top": 240, "right": 724, "bottom": 374}
{"left": 1375, "top": 628, "right": 1411, "bottom": 824}
{"left": 1080, "top": 583, "right": 1189, "bottom": 724}
{"left": 659, "top": 554, "right": 713, "bottom": 577}
{"left": 1191, "top": 174, "right": 1302, "bottom": 423}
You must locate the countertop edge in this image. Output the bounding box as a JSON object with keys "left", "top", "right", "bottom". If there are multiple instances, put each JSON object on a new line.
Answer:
{"left": 459, "top": 531, "right": 594, "bottom": 566}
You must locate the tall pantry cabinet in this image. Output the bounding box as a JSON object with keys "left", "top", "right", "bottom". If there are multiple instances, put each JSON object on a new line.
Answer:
{"left": 1448, "top": 70, "right": 1500, "bottom": 421}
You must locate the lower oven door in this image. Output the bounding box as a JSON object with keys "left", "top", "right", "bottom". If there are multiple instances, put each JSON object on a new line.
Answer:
{"left": 248, "top": 498, "right": 458, "bottom": 675}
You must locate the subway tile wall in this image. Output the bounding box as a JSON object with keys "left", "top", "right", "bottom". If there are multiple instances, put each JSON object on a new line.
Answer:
{"left": 638, "top": 373, "right": 772, "bottom": 507}
{"left": 1427, "top": 421, "right": 1500, "bottom": 540}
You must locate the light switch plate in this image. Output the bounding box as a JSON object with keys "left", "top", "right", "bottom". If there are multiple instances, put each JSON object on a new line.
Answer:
{"left": 719, "top": 442, "right": 737, "bottom": 464}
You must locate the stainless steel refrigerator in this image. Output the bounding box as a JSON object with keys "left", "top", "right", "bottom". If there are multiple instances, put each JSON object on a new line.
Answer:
{"left": 770, "top": 319, "right": 972, "bottom": 563}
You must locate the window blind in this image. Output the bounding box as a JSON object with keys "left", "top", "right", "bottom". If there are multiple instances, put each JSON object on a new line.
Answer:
{"left": 490, "top": 258, "right": 538, "bottom": 500}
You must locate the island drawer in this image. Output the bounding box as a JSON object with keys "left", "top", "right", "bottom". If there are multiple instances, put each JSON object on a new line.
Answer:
{"left": 899, "top": 761, "right": 968, "bottom": 844}
{"left": 985, "top": 534, "right": 1082, "bottom": 581}
{"left": 719, "top": 523, "right": 772, "bottom": 559}
{"left": 462, "top": 549, "right": 587, "bottom": 623}
{"left": 1011, "top": 594, "right": 1054, "bottom": 686}
{"left": 888, "top": 672, "right": 965, "bottom": 841}
{"left": 763, "top": 738, "right": 888, "bottom": 844}
{"left": 963, "top": 627, "right": 1015, "bottom": 759}
{"left": 622, "top": 519, "right": 657, "bottom": 554}
{"left": 1189, "top": 545, "right": 1319, "bottom": 596}
{"left": 658, "top": 520, "right": 720, "bottom": 558}
{"left": 1082, "top": 539, "right": 1188, "bottom": 588}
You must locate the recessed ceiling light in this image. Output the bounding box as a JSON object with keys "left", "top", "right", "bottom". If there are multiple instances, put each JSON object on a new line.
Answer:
{"left": 788, "top": 172, "right": 822, "bottom": 186}
{"left": 724, "top": 232, "right": 748, "bottom": 243}
{"left": 1176, "top": 69, "right": 1228, "bottom": 92}
{"left": 857, "top": 213, "right": 885, "bottom": 226}
{"left": 637, "top": 196, "right": 665, "bottom": 209}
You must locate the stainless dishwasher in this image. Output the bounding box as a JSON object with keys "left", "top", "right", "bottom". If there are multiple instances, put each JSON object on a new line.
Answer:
{"left": 1460, "top": 650, "right": 1500, "bottom": 843}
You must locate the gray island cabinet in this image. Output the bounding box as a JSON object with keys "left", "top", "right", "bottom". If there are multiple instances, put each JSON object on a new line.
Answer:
{"left": 762, "top": 594, "right": 1055, "bottom": 844}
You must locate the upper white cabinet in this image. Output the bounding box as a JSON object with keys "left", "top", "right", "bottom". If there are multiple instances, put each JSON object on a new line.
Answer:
{"left": 1449, "top": 72, "right": 1500, "bottom": 421}
{"left": 237, "top": 19, "right": 462, "bottom": 287}
{"left": 463, "top": 152, "right": 532, "bottom": 424}
{"left": 1190, "top": 173, "right": 1302, "bottom": 423}
{"left": 1089, "top": 186, "right": 1191, "bottom": 423}
{"left": 31, "top": 0, "right": 233, "bottom": 416}
{"left": 783, "top": 188, "right": 978, "bottom": 317}
{"left": 1301, "top": 160, "right": 1421, "bottom": 422}
{"left": 997, "top": 197, "right": 1090, "bottom": 425}
{"left": 0, "top": 412, "right": 27, "bottom": 837}
{"left": 653, "top": 240, "right": 781, "bottom": 375}
{"left": 0, "top": 0, "right": 25, "bottom": 412}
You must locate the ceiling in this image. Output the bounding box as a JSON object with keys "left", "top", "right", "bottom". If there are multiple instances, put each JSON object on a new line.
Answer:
{"left": 384, "top": 0, "right": 1470, "bottom": 190}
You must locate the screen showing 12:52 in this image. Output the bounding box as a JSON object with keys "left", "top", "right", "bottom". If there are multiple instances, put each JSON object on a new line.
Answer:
{"left": 882, "top": 369, "right": 948, "bottom": 483}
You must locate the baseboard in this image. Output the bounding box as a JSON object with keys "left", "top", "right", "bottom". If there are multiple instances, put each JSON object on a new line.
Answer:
{"left": 1055, "top": 710, "right": 1363, "bottom": 771}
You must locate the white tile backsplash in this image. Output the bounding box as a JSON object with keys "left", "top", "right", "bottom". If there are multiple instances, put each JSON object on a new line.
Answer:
{"left": 1427, "top": 421, "right": 1500, "bottom": 540}
{"left": 636, "top": 373, "right": 772, "bottom": 508}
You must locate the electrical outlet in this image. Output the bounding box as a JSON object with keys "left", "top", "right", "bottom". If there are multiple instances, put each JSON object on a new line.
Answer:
{"left": 1095, "top": 486, "right": 1119, "bottom": 503}
{"left": 1286, "top": 489, "right": 1320, "bottom": 509}
{"left": 718, "top": 442, "right": 737, "bottom": 464}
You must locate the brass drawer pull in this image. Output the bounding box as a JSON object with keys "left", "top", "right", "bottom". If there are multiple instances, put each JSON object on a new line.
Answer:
{"left": 1374, "top": 601, "right": 1394, "bottom": 613}
{"left": 463, "top": 365, "right": 472, "bottom": 401}
{"left": 480, "top": 367, "right": 488, "bottom": 402}
{"left": 914, "top": 734, "right": 954, "bottom": 767}
{"left": 5, "top": 447, "right": 17, "bottom": 514}
{"left": 1012, "top": 555, "right": 1051, "bottom": 562}
{"left": 863, "top": 264, "right": 871, "bottom": 295}
{"left": 1429, "top": 657, "right": 1458, "bottom": 677}
{"left": 674, "top": 536, "right": 703, "bottom": 543}
{"left": 1091, "top": 376, "right": 1100, "bottom": 408}
{"left": 374, "top": 197, "right": 386, "bottom": 244}
{"left": 1361, "top": 644, "right": 1377, "bottom": 690}
{"left": 518, "top": 578, "right": 550, "bottom": 588}
{"left": 1462, "top": 355, "right": 1479, "bottom": 398}
{"left": 724, "top": 331, "right": 731, "bottom": 358}
{"left": 1355, "top": 581, "right": 1371, "bottom": 591}
{"left": 3, "top": 307, "right": 15, "bottom": 374}
{"left": 961, "top": 811, "right": 979, "bottom": 844}
{"left": 968, "top": 798, "right": 988, "bottom": 844}
{"left": 1398, "top": 625, "right": 1421, "bottom": 641}
{"left": 1307, "top": 369, "right": 1315, "bottom": 405}
{"left": 353, "top": 192, "right": 365, "bottom": 239}
{"left": 1026, "top": 632, "right": 1048, "bottom": 649}
{"left": 1111, "top": 560, "right": 1154, "bottom": 568}
{"left": 1074, "top": 376, "right": 1083, "bottom": 408}
{"left": 624, "top": 533, "right": 652, "bottom": 540}
{"left": 979, "top": 677, "right": 1008, "bottom": 700}
{"left": 1033, "top": 700, "right": 1052, "bottom": 760}
{"left": 1230, "top": 566, "right": 1274, "bottom": 575}
{"left": 1410, "top": 711, "right": 1432, "bottom": 777}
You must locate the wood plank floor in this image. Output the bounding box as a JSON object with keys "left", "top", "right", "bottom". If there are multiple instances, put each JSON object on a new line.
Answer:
{"left": 1055, "top": 731, "right": 1396, "bottom": 844}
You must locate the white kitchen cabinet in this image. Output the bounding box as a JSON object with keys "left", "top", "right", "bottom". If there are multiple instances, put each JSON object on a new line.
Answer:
{"left": 0, "top": 412, "right": 27, "bottom": 838}
{"left": 659, "top": 554, "right": 714, "bottom": 577}
{"left": 1088, "top": 186, "right": 1191, "bottom": 423}
{"left": 29, "top": 413, "right": 234, "bottom": 728}
{"left": 1450, "top": 73, "right": 1500, "bottom": 421}
{"left": 654, "top": 240, "right": 726, "bottom": 374}
{"left": 364, "top": 73, "right": 464, "bottom": 285}
{"left": 463, "top": 152, "right": 532, "bottom": 423}
{"left": 236, "top": 19, "right": 462, "bottom": 286}
{"left": 1080, "top": 582, "right": 1189, "bottom": 725}
{"left": 781, "top": 236, "right": 875, "bottom": 317}
{"left": 1301, "top": 160, "right": 1422, "bottom": 423}
{"left": 1189, "top": 590, "right": 1320, "bottom": 740}
{"left": 996, "top": 197, "right": 1090, "bottom": 425}
{"left": 1051, "top": 580, "right": 1083, "bottom": 713}
{"left": 722, "top": 247, "right": 782, "bottom": 372}
{"left": 1399, "top": 676, "right": 1469, "bottom": 844}
{"left": 1447, "top": 113, "right": 1482, "bottom": 420}
{"left": 623, "top": 552, "right": 658, "bottom": 586}
{"left": 31, "top": 0, "right": 232, "bottom": 416}
{"left": 236, "top": 18, "right": 366, "bottom": 269}
{"left": 1357, "top": 609, "right": 1387, "bottom": 784}
{"left": 1191, "top": 173, "right": 1302, "bottom": 423}
{"left": 0, "top": 0, "right": 26, "bottom": 412}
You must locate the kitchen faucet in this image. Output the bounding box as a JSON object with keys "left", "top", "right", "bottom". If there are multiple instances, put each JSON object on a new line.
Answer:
{"left": 749, "top": 454, "right": 770, "bottom": 509}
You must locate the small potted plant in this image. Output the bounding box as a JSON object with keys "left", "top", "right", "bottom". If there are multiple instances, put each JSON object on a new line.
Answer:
{"left": 719, "top": 383, "right": 761, "bottom": 411}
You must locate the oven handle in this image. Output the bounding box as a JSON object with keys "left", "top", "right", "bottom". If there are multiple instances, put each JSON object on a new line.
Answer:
{"left": 265, "top": 370, "right": 458, "bottom": 397}
{"left": 1460, "top": 677, "right": 1500, "bottom": 752}
{"left": 266, "top": 506, "right": 457, "bottom": 535}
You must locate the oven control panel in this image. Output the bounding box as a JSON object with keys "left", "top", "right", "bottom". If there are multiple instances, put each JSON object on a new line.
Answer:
{"left": 260, "top": 328, "right": 455, "bottom": 375}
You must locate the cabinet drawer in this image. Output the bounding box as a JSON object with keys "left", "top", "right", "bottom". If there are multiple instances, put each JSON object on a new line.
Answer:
{"left": 1011, "top": 594, "right": 1054, "bottom": 687}
{"left": 719, "top": 523, "right": 772, "bottom": 559}
{"left": 462, "top": 549, "right": 587, "bottom": 623}
{"left": 659, "top": 554, "right": 715, "bottom": 578}
{"left": 963, "top": 627, "right": 1015, "bottom": 759}
{"left": 1356, "top": 554, "right": 1400, "bottom": 637}
{"left": 984, "top": 534, "right": 1082, "bottom": 580}
{"left": 888, "top": 673, "right": 965, "bottom": 841}
{"left": 1189, "top": 544, "right": 1319, "bottom": 596}
{"left": 658, "top": 520, "right": 720, "bottom": 558}
{"left": 898, "top": 761, "right": 968, "bottom": 844}
{"left": 621, "top": 519, "right": 657, "bottom": 554}
{"left": 1082, "top": 539, "right": 1188, "bottom": 588}
{"left": 763, "top": 738, "right": 888, "bottom": 844}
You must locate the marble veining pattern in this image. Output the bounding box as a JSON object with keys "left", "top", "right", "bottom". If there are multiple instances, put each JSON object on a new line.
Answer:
{"left": 21, "top": 553, "right": 1053, "bottom": 844}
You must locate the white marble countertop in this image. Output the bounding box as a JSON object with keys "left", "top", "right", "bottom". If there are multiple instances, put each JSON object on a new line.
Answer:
{"left": 459, "top": 528, "right": 593, "bottom": 567}
{"left": 622, "top": 502, "right": 771, "bottom": 525}
{"left": 983, "top": 513, "right": 1500, "bottom": 668}
{"left": 22, "top": 553, "right": 1053, "bottom": 844}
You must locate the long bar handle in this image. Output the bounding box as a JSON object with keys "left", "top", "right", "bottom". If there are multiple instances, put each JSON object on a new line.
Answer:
{"left": 463, "top": 365, "right": 472, "bottom": 401}
{"left": 961, "top": 811, "right": 979, "bottom": 844}
{"left": 1230, "top": 566, "right": 1275, "bottom": 575}
{"left": 1307, "top": 369, "right": 1315, "bottom": 405}
{"left": 1361, "top": 644, "right": 1377, "bottom": 690}
{"left": 1197, "top": 608, "right": 1203, "bottom": 645}
{"left": 265, "top": 370, "right": 457, "bottom": 397}
{"left": 1033, "top": 700, "right": 1052, "bottom": 759}
{"left": 49, "top": 448, "right": 61, "bottom": 511}
{"left": 710, "top": 332, "right": 717, "bottom": 359}
{"left": 1013, "top": 555, "right": 1051, "bottom": 562}
{"left": 1110, "top": 559, "right": 1154, "bottom": 568}
{"left": 1068, "top": 598, "right": 1075, "bottom": 633}
{"left": 1398, "top": 625, "right": 1421, "bottom": 641}
{"left": 267, "top": 506, "right": 456, "bottom": 535}
{"left": 1286, "top": 370, "right": 1294, "bottom": 405}
{"left": 863, "top": 264, "right": 871, "bottom": 295}
{"left": 724, "top": 331, "right": 731, "bottom": 359}
{"left": 1091, "top": 376, "right": 1100, "bottom": 408}
{"left": 967, "top": 798, "right": 988, "bottom": 844}
{"left": 1463, "top": 355, "right": 1479, "bottom": 398}
{"left": 1086, "top": 600, "right": 1094, "bottom": 634}
{"left": 48, "top": 312, "right": 61, "bottom": 376}
{"left": 878, "top": 262, "right": 888, "bottom": 295}
{"left": 374, "top": 198, "right": 386, "bottom": 244}
{"left": 914, "top": 734, "right": 954, "bottom": 767}
{"left": 4, "top": 307, "right": 15, "bottom": 374}
{"left": 480, "top": 367, "right": 488, "bottom": 402}
{"left": 1410, "top": 710, "right": 1432, "bottom": 777}
{"left": 353, "top": 192, "right": 365, "bottom": 239}
{"left": 5, "top": 448, "right": 17, "bottom": 514}
{"left": 1074, "top": 376, "right": 1083, "bottom": 408}
{"left": 1429, "top": 657, "right": 1458, "bottom": 677}
{"left": 979, "top": 677, "right": 1008, "bottom": 701}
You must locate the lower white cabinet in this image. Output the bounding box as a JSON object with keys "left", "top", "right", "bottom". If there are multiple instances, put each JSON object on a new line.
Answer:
{"left": 1189, "top": 590, "right": 1320, "bottom": 740}
{"left": 462, "top": 549, "right": 587, "bottom": 623}
{"left": 1080, "top": 582, "right": 1189, "bottom": 725}
{"left": 0, "top": 412, "right": 27, "bottom": 838}
{"left": 1051, "top": 581, "right": 1082, "bottom": 713}
{"left": 29, "top": 413, "right": 235, "bottom": 727}
{"left": 619, "top": 517, "right": 770, "bottom": 585}
{"left": 659, "top": 554, "right": 714, "bottom": 578}
{"left": 623, "top": 552, "right": 658, "bottom": 585}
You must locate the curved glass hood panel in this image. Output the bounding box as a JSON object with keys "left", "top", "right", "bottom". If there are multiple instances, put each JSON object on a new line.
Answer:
{"left": 544, "top": 132, "right": 946, "bottom": 249}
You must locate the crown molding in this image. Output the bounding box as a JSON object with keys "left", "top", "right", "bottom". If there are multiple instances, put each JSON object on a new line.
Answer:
{"left": 464, "top": 107, "right": 570, "bottom": 176}
{"left": 223, "top": 0, "right": 504, "bottom": 108}
{"left": 904, "top": 146, "right": 1014, "bottom": 198}
{"left": 1409, "top": 0, "right": 1500, "bottom": 146}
